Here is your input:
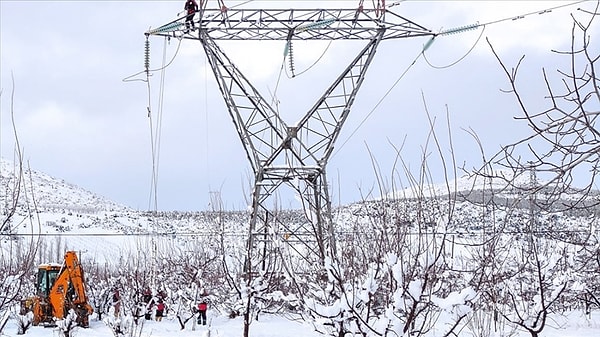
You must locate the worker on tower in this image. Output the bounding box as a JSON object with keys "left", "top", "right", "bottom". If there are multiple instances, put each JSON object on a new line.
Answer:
{"left": 184, "top": 0, "right": 199, "bottom": 30}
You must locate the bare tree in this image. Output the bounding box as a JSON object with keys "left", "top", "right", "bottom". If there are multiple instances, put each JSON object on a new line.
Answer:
{"left": 85, "top": 260, "right": 114, "bottom": 321}
{"left": 302, "top": 104, "right": 480, "bottom": 337}
{"left": 0, "top": 78, "right": 39, "bottom": 334}
{"left": 491, "top": 233, "right": 575, "bottom": 337}
{"left": 484, "top": 3, "right": 599, "bottom": 211}
{"left": 470, "top": 5, "right": 599, "bottom": 335}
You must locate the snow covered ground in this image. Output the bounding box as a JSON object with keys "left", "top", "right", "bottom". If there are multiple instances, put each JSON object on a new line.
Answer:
{"left": 2, "top": 313, "right": 321, "bottom": 337}
{"left": 2, "top": 310, "right": 599, "bottom": 337}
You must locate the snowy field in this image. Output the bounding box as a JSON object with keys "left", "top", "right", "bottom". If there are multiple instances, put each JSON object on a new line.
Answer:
{"left": 2, "top": 311, "right": 599, "bottom": 337}
{"left": 1, "top": 313, "right": 321, "bottom": 337}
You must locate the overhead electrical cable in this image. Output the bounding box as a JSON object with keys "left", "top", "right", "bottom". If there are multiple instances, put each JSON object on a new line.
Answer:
{"left": 135, "top": 0, "right": 588, "bottom": 212}
{"left": 284, "top": 34, "right": 336, "bottom": 79}
{"left": 124, "top": 33, "right": 184, "bottom": 211}
{"left": 476, "top": 0, "right": 587, "bottom": 27}
{"left": 421, "top": 0, "right": 588, "bottom": 69}
{"left": 2, "top": 228, "right": 594, "bottom": 238}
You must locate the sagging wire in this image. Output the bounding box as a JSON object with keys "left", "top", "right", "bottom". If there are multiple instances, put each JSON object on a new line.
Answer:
{"left": 280, "top": 0, "right": 398, "bottom": 79}
{"left": 269, "top": 17, "right": 338, "bottom": 108}
{"left": 424, "top": 24, "right": 486, "bottom": 70}
{"left": 283, "top": 17, "right": 339, "bottom": 79}
{"left": 125, "top": 36, "right": 174, "bottom": 211}
{"left": 121, "top": 33, "right": 185, "bottom": 212}
{"left": 123, "top": 0, "right": 259, "bottom": 213}
{"left": 284, "top": 39, "right": 336, "bottom": 80}
{"left": 122, "top": 35, "right": 184, "bottom": 83}
{"left": 282, "top": 0, "right": 406, "bottom": 80}
{"left": 477, "top": 0, "right": 588, "bottom": 27}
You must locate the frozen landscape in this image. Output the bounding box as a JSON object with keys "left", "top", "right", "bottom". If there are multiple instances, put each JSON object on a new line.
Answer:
{"left": 1, "top": 159, "right": 599, "bottom": 337}
{"left": 1, "top": 311, "right": 598, "bottom": 337}
{"left": 2, "top": 314, "right": 325, "bottom": 337}
{"left": 1, "top": 2, "right": 599, "bottom": 335}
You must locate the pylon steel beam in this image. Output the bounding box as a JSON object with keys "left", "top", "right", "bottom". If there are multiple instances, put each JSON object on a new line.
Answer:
{"left": 199, "top": 28, "right": 384, "bottom": 272}
{"left": 146, "top": 6, "right": 433, "bottom": 276}
{"left": 147, "top": 8, "right": 433, "bottom": 40}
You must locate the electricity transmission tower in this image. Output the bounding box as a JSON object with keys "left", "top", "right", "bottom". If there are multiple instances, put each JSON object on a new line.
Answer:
{"left": 146, "top": 3, "right": 433, "bottom": 276}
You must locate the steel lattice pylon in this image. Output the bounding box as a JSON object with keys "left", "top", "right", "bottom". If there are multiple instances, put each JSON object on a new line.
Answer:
{"left": 147, "top": 6, "right": 433, "bottom": 275}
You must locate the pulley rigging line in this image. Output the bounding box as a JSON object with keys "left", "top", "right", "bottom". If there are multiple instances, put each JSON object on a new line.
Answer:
{"left": 124, "top": 34, "right": 183, "bottom": 211}
{"left": 147, "top": 37, "right": 170, "bottom": 211}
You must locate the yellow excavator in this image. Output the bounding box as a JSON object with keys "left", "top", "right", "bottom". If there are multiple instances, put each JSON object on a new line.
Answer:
{"left": 22, "top": 251, "right": 94, "bottom": 327}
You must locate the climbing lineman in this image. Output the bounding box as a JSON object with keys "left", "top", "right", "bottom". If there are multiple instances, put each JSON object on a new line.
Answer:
{"left": 184, "top": 0, "right": 199, "bottom": 30}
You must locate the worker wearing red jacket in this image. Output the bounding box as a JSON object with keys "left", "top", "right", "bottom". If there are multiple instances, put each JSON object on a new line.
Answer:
{"left": 197, "top": 299, "right": 208, "bottom": 325}
{"left": 155, "top": 299, "right": 166, "bottom": 322}
{"left": 184, "top": 0, "right": 199, "bottom": 30}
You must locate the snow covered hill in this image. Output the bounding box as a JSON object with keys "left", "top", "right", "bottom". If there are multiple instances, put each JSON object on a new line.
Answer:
{"left": 0, "top": 159, "right": 129, "bottom": 214}
{"left": 1, "top": 158, "right": 597, "bottom": 238}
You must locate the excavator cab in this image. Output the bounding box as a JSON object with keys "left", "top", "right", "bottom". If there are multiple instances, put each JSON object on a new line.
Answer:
{"left": 28, "top": 264, "right": 62, "bottom": 325}
{"left": 37, "top": 264, "right": 61, "bottom": 297}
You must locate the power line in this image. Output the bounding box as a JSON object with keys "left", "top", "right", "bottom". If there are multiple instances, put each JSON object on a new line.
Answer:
{"left": 2, "top": 228, "right": 595, "bottom": 238}
{"left": 476, "top": 0, "right": 588, "bottom": 27}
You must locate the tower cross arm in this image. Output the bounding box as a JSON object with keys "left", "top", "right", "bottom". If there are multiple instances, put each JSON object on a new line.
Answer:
{"left": 148, "top": 8, "right": 434, "bottom": 40}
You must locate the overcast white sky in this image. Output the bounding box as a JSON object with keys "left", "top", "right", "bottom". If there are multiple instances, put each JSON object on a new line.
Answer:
{"left": 1, "top": 0, "right": 597, "bottom": 211}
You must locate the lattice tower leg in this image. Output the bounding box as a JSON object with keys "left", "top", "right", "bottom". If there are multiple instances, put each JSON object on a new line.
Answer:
{"left": 199, "top": 29, "right": 384, "bottom": 278}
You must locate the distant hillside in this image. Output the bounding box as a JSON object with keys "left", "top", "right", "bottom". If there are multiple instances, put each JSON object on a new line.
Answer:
{"left": 386, "top": 170, "right": 600, "bottom": 214}
{"left": 0, "top": 159, "right": 249, "bottom": 239}
{"left": 0, "top": 159, "right": 130, "bottom": 214}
